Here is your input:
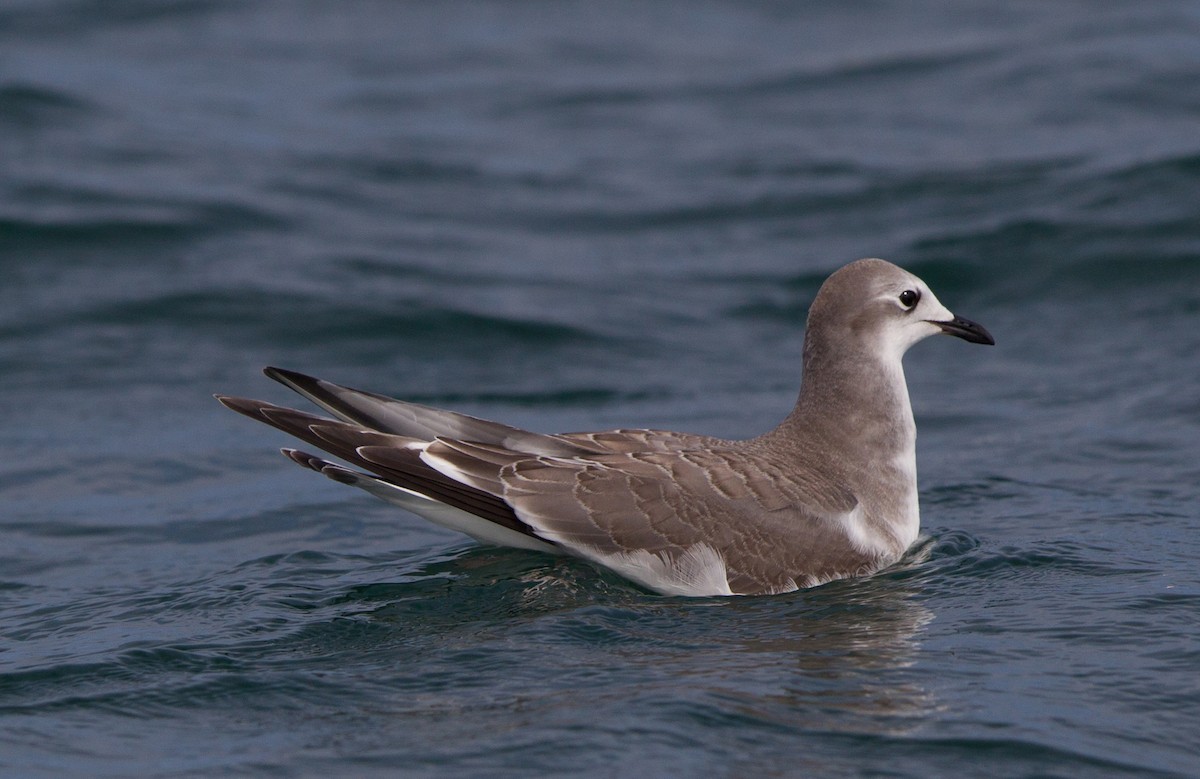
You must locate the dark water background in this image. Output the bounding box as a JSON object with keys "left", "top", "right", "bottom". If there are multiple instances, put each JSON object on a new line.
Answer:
{"left": 3, "top": 2, "right": 1200, "bottom": 776}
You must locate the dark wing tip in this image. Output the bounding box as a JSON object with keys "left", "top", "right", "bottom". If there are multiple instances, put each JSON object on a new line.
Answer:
{"left": 263, "top": 366, "right": 350, "bottom": 412}
{"left": 216, "top": 394, "right": 273, "bottom": 420}
{"left": 281, "top": 447, "right": 321, "bottom": 470}
{"left": 281, "top": 448, "right": 362, "bottom": 485}
{"left": 264, "top": 366, "right": 313, "bottom": 386}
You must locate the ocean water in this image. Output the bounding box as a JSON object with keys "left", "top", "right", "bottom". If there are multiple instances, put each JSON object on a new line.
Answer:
{"left": 3, "top": 1, "right": 1200, "bottom": 776}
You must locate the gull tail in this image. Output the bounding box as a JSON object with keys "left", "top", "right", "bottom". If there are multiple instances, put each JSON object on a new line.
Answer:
{"left": 215, "top": 394, "right": 558, "bottom": 553}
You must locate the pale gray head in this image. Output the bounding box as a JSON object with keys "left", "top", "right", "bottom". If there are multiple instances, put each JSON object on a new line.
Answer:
{"left": 805, "top": 258, "right": 994, "bottom": 364}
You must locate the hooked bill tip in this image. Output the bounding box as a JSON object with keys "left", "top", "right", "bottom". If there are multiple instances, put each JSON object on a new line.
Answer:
{"left": 931, "top": 316, "right": 994, "bottom": 345}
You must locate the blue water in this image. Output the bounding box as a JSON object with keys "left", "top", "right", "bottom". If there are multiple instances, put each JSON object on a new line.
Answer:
{"left": 3, "top": 1, "right": 1200, "bottom": 776}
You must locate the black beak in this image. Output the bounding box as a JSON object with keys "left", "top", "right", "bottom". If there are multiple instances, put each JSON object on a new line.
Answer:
{"left": 930, "top": 316, "right": 994, "bottom": 345}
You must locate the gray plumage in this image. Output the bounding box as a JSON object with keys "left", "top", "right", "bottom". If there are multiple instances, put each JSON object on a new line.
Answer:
{"left": 217, "top": 258, "right": 993, "bottom": 596}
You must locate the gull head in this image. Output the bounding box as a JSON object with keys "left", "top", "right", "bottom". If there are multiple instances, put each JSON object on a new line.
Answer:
{"left": 807, "top": 258, "right": 994, "bottom": 362}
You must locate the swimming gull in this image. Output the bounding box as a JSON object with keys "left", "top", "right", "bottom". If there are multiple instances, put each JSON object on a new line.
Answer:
{"left": 217, "top": 258, "right": 993, "bottom": 596}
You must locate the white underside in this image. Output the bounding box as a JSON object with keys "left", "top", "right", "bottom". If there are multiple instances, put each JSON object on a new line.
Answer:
{"left": 346, "top": 473, "right": 560, "bottom": 554}
{"left": 565, "top": 541, "right": 736, "bottom": 597}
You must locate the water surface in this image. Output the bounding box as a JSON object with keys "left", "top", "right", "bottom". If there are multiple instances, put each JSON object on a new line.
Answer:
{"left": 3, "top": 2, "right": 1199, "bottom": 776}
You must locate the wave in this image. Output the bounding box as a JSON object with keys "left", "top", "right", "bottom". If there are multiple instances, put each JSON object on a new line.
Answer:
{"left": 4, "top": 285, "right": 603, "bottom": 349}
{"left": 0, "top": 200, "right": 287, "bottom": 258}
{"left": 501, "top": 47, "right": 999, "bottom": 113}
{"left": 0, "top": 0, "right": 229, "bottom": 38}
{"left": 0, "top": 82, "right": 95, "bottom": 128}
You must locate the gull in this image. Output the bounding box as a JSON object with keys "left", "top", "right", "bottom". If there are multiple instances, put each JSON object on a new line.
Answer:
{"left": 217, "top": 258, "right": 993, "bottom": 596}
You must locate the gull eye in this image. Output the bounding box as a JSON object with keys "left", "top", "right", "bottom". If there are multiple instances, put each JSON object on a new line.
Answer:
{"left": 899, "top": 289, "right": 920, "bottom": 309}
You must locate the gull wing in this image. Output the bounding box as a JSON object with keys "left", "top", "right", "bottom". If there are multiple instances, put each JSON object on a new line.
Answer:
{"left": 416, "top": 440, "right": 866, "bottom": 596}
